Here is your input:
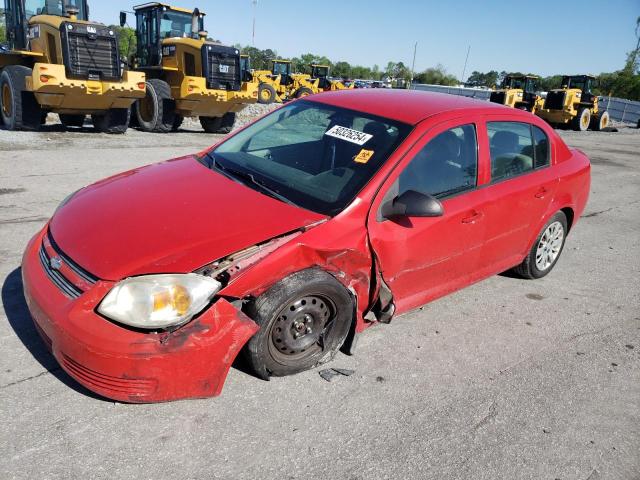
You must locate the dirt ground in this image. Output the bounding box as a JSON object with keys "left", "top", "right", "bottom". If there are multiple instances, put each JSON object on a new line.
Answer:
{"left": 0, "top": 113, "right": 639, "bottom": 480}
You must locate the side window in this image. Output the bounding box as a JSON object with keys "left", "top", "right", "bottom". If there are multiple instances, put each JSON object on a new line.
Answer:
{"left": 398, "top": 124, "right": 477, "bottom": 198}
{"left": 488, "top": 122, "right": 534, "bottom": 181}
{"left": 532, "top": 126, "right": 550, "bottom": 168}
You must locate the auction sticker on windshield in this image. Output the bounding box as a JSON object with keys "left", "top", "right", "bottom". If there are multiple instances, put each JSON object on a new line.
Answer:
{"left": 325, "top": 125, "right": 373, "bottom": 145}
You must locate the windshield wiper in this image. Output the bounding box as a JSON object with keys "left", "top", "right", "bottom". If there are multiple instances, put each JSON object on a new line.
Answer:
{"left": 207, "top": 154, "right": 301, "bottom": 209}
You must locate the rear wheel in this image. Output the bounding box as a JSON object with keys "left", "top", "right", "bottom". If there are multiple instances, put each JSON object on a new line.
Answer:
{"left": 592, "top": 111, "right": 610, "bottom": 131}
{"left": 513, "top": 211, "right": 568, "bottom": 279}
{"left": 257, "top": 83, "right": 276, "bottom": 104}
{"left": 135, "top": 79, "right": 175, "bottom": 133}
{"left": 59, "top": 114, "right": 86, "bottom": 128}
{"left": 243, "top": 269, "right": 353, "bottom": 379}
{"left": 91, "top": 108, "right": 130, "bottom": 134}
{"left": 200, "top": 112, "right": 236, "bottom": 134}
{"left": 571, "top": 107, "right": 590, "bottom": 131}
{"left": 0, "top": 65, "right": 42, "bottom": 131}
{"left": 295, "top": 87, "right": 313, "bottom": 98}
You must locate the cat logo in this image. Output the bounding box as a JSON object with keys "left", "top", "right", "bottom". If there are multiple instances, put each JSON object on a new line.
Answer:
{"left": 87, "top": 26, "right": 97, "bottom": 34}
{"left": 219, "top": 65, "right": 230, "bottom": 74}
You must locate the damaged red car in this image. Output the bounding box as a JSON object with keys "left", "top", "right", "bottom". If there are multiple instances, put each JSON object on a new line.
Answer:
{"left": 21, "top": 90, "right": 590, "bottom": 403}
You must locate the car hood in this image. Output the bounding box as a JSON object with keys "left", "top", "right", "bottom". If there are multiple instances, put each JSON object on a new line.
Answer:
{"left": 49, "top": 156, "right": 325, "bottom": 281}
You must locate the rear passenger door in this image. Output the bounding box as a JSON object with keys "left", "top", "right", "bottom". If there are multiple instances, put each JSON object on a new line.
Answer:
{"left": 478, "top": 118, "right": 559, "bottom": 272}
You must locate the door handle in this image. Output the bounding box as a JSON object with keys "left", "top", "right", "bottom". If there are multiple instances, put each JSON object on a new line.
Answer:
{"left": 461, "top": 211, "right": 483, "bottom": 224}
{"left": 534, "top": 187, "right": 549, "bottom": 199}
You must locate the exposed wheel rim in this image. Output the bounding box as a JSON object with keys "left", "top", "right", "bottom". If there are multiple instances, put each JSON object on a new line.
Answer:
{"left": 600, "top": 112, "right": 609, "bottom": 129}
{"left": 535, "top": 221, "right": 564, "bottom": 271}
{"left": 138, "top": 91, "right": 155, "bottom": 124}
{"left": 268, "top": 295, "right": 336, "bottom": 365}
{"left": 1, "top": 83, "right": 12, "bottom": 118}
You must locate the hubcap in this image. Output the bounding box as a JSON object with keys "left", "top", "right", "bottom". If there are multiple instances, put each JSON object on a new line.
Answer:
{"left": 260, "top": 88, "right": 271, "bottom": 101}
{"left": 1, "top": 83, "right": 12, "bottom": 118}
{"left": 268, "top": 295, "right": 335, "bottom": 364}
{"left": 535, "top": 221, "right": 564, "bottom": 271}
{"left": 581, "top": 111, "right": 589, "bottom": 129}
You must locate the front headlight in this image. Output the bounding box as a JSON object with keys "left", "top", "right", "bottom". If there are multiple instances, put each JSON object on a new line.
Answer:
{"left": 97, "top": 274, "right": 221, "bottom": 329}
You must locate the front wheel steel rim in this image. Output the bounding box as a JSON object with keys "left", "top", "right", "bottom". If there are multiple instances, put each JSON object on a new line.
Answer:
{"left": 268, "top": 295, "right": 336, "bottom": 365}
{"left": 138, "top": 92, "right": 154, "bottom": 123}
{"left": 1, "top": 84, "right": 12, "bottom": 118}
{"left": 535, "top": 221, "right": 564, "bottom": 271}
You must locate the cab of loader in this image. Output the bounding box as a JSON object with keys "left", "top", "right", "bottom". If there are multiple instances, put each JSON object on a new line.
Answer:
{"left": 3, "top": 0, "right": 88, "bottom": 50}
{"left": 240, "top": 54, "right": 252, "bottom": 82}
{"left": 272, "top": 60, "right": 292, "bottom": 85}
{"left": 560, "top": 75, "right": 596, "bottom": 103}
{"left": 311, "top": 64, "right": 331, "bottom": 89}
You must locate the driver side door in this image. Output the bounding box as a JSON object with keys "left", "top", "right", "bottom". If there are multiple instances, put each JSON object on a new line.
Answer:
{"left": 367, "top": 118, "right": 490, "bottom": 315}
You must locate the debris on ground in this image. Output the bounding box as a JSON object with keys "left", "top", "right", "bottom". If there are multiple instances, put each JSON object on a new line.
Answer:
{"left": 319, "top": 368, "right": 355, "bottom": 382}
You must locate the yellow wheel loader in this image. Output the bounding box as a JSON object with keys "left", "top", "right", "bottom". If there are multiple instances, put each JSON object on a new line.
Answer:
{"left": 249, "top": 59, "right": 319, "bottom": 104}
{"left": 122, "top": 3, "right": 257, "bottom": 134}
{"left": 0, "top": 0, "right": 146, "bottom": 133}
{"left": 310, "top": 64, "right": 353, "bottom": 92}
{"left": 536, "top": 75, "right": 609, "bottom": 131}
{"left": 489, "top": 74, "right": 544, "bottom": 113}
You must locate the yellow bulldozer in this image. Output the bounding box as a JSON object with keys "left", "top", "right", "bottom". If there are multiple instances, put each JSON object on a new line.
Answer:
{"left": 246, "top": 59, "right": 318, "bottom": 104}
{"left": 310, "top": 64, "right": 353, "bottom": 92}
{"left": 489, "top": 74, "right": 544, "bottom": 113}
{"left": 121, "top": 3, "right": 257, "bottom": 133}
{"left": 536, "top": 75, "right": 609, "bottom": 131}
{"left": 1, "top": 0, "right": 146, "bottom": 133}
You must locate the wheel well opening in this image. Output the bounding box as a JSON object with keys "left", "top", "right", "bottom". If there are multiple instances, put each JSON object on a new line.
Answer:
{"left": 561, "top": 207, "right": 575, "bottom": 231}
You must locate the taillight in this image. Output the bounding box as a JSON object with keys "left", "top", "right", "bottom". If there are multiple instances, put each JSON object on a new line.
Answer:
{"left": 137, "top": 82, "right": 146, "bottom": 90}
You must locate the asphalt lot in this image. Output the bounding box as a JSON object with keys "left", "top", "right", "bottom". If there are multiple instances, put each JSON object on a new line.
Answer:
{"left": 0, "top": 120, "right": 639, "bottom": 480}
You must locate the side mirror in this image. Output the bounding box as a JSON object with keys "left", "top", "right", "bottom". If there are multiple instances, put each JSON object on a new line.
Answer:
{"left": 381, "top": 190, "right": 444, "bottom": 220}
{"left": 119, "top": 11, "right": 127, "bottom": 27}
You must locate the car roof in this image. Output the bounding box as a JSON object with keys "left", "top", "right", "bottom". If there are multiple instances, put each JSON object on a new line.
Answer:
{"left": 308, "top": 89, "right": 512, "bottom": 125}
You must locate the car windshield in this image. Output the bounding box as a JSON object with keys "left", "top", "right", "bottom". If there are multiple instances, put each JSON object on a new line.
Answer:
{"left": 160, "top": 10, "right": 202, "bottom": 38}
{"left": 24, "top": 0, "right": 87, "bottom": 20}
{"left": 203, "top": 100, "right": 412, "bottom": 216}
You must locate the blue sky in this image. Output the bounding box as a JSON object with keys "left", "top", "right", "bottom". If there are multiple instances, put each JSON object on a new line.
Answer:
{"left": 92, "top": 0, "right": 639, "bottom": 78}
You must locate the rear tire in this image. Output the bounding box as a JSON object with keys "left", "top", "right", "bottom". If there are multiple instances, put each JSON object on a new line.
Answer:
{"left": 59, "top": 114, "right": 86, "bottom": 128}
{"left": 91, "top": 108, "right": 130, "bottom": 134}
{"left": 513, "top": 211, "right": 568, "bottom": 279}
{"left": 135, "top": 79, "right": 175, "bottom": 133}
{"left": 295, "top": 87, "right": 313, "bottom": 98}
{"left": 243, "top": 269, "right": 353, "bottom": 380}
{"left": 592, "top": 111, "right": 609, "bottom": 131}
{"left": 571, "top": 107, "right": 590, "bottom": 131}
{"left": 0, "top": 65, "right": 42, "bottom": 131}
{"left": 200, "top": 112, "right": 236, "bottom": 133}
{"left": 172, "top": 114, "right": 184, "bottom": 132}
{"left": 257, "top": 83, "right": 276, "bottom": 104}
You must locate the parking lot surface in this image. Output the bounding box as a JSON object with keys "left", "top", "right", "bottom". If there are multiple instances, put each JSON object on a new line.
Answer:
{"left": 1, "top": 120, "right": 639, "bottom": 480}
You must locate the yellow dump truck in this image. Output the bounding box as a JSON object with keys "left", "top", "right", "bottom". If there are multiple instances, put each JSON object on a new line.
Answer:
{"left": 536, "top": 75, "right": 610, "bottom": 131}
{"left": 122, "top": 3, "right": 257, "bottom": 133}
{"left": 0, "top": 0, "right": 146, "bottom": 132}
{"left": 489, "top": 74, "right": 544, "bottom": 113}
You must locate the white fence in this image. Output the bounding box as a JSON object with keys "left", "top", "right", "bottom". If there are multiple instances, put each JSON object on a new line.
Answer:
{"left": 412, "top": 83, "right": 640, "bottom": 126}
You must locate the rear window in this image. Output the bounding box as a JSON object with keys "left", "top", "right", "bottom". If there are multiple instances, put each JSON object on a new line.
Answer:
{"left": 488, "top": 122, "right": 550, "bottom": 182}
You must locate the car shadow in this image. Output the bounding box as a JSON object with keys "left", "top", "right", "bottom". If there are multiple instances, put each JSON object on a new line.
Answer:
{"left": 2, "top": 268, "right": 107, "bottom": 401}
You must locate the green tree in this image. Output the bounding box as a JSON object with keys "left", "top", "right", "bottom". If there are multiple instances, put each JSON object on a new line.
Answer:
{"left": 0, "top": 8, "right": 6, "bottom": 44}
{"left": 332, "top": 61, "right": 351, "bottom": 78}
{"left": 414, "top": 64, "right": 458, "bottom": 86}
{"left": 110, "top": 25, "right": 137, "bottom": 63}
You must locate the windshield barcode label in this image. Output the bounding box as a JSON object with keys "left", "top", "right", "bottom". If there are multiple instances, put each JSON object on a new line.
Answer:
{"left": 325, "top": 125, "right": 373, "bottom": 145}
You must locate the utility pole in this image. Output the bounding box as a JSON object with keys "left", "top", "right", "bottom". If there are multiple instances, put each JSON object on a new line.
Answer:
{"left": 461, "top": 45, "right": 471, "bottom": 85}
{"left": 410, "top": 42, "right": 418, "bottom": 89}
{"left": 252, "top": 0, "right": 258, "bottom": 46}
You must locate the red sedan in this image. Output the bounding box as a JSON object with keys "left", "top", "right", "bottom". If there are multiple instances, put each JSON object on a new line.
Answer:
{"left": 21, "top": 90, "right": 591, "bottom": 403}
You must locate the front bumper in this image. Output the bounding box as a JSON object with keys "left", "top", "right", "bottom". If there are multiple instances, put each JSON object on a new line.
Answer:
{"left": 174, "top": 76, "right": 258, "bottom": 116}
{"left": 28, "top": 63, "right": 146, "bottom": 112}
{"left": 21, "top": 228, "right": 259, "bottom": 403}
